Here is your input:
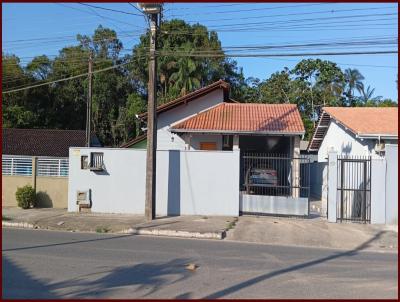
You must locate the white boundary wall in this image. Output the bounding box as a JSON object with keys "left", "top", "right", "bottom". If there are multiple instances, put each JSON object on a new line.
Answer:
{"left": 68, "top": 148, "right": 240, "bottom": 216}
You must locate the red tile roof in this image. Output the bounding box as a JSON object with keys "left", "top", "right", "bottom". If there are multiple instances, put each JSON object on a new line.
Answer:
{"left": 171, "top": 103, "right": 305, "bottom": 134}
{"left": 323, "top": 107, "right": 398, "bottom": 136}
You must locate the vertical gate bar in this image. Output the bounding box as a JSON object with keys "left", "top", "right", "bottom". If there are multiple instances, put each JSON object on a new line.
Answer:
{"left": 337, "top": 157, "right": 340, "bottom": 221}
{"left": 336, "top": 157, "right": 339, "bottom": 221}
{"left": 363, "top": 159, "right": 367, "bottom": 223}
{"left": 369, "top": 157, "right": 372, "bottom": 221}
{"left": 340, "top": 158, "right": 344, "bottom": 222}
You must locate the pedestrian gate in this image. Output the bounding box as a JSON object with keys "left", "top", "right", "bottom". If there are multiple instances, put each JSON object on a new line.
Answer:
{"left": 337, "top": 156, "right": 371, "bottom": 223}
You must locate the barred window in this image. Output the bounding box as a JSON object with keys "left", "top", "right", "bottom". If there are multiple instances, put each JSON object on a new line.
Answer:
{"left": 2, "top": 156, "right": 32, "bottom": 176}
{"left": 37, "top": 158, "right": 69, "bottom": 177}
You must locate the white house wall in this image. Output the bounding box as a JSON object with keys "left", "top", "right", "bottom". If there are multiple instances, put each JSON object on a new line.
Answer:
{"left": 156, "top": 89, "right": 225, "bottom": 150}
{"left": 68, "top": 147, "right": 240, "bottom": 216}
{"left": 318, "top": 120, "right": 374, "bottom": 162}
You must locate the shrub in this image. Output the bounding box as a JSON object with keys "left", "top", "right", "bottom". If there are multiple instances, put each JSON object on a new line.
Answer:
{"left": 16, "top": 185, "right": 36, "bottom": 209}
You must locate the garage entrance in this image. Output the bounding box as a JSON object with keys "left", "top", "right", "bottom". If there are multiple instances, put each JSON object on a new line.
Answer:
{"left": 240, "top": 152, "right": 310, "bottom": 216}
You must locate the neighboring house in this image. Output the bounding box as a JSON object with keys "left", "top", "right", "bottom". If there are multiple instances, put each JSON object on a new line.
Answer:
{"left": 122, "top": 80, "right": 305, "bottom": 157}
{"left": 2, "top": 128, "right": 101, "bottom": 208}
{"left": 3, "top": 128, "right": 101, "bottom": 157}
{"left": 308, "top": 107, "right": 398, "bottom": 162}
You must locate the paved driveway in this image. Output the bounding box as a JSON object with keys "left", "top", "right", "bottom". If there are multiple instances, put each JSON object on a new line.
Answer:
{"left": 226, "top": 215, "right": 398, "bottom": 252}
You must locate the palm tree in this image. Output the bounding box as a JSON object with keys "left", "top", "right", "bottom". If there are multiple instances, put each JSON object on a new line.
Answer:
{"left": 360, "top": 84, "right": 383, "bottom": 104}
{"left": 169, "top": 45, "right": 201, "bottom": 96}
{"left": 344, "top": 68, "right": 364, "bottom": 100}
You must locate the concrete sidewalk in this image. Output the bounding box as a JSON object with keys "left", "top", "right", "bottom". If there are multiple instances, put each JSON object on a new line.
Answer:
{"left": 2, "top": 207, "right": 235, "bottom": 240}
{"left": 226, "top": 215, "right": 398, "bottom": 252}
{"left": 2, "top": 207, "right": 398, "bottom": 251}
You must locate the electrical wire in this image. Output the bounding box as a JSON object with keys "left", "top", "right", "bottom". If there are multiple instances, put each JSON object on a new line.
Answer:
{"left": 184, "top": 5, "right": 397, "bottom": 23}
{"left": 78, "top": 3, "right": 143, "bottom": 17}
{"left": 2, "top": 59, "right": 137, "bottom": 94}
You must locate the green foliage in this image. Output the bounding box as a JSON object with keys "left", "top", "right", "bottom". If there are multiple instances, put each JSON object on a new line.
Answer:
{"left": 3, "top": 105, "right": 38, "bottom": 128}
{"left": 2, "top": 22, "right": 396, "bottom": 146}
{"left": 131, "top": 19, "right": 242, "bottom": 104}
{"left": 96, "top": 226, "right": 110, "bottom": 233}
{"left": 16, "top": 185, "right": 37, "bottom": 209}
{"left": 2, "top": 215, "right": 12, "bottom": 221}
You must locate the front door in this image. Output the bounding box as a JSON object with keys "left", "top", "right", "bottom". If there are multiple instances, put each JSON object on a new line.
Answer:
{"left": 200, "top": 142, "right": 217, "bottom": 150}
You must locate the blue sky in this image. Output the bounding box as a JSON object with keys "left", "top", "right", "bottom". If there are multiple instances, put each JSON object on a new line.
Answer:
{"left": 2, "top": 2, "right": 398, "bottom": 100}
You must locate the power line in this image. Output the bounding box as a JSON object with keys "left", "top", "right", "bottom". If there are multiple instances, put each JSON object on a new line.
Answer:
{"left": 2, "top": 60, "right": 134, "bottom": 94}
{"left": 128, "top": 3, "right": 150, "bottom": 28}
{"left": 165, "top": 3, "right": 328, "bottom": 17}
{"left": 78, "top": 3, "right": 143, "bottom": 17}
{"left": 57, "top": 3, "right": 145, "bottom": 29}
{"left": 184, "top": 5, "right": 397, "bottom": 23}
{"left": 156, "top": 50, "right": 398, "bottom": 58}
{"left": 263, "top": 57, "right": 398, "bottom": 69}
{"left": 165, "top": 3, "right": 249, "bottom": 11}
{"left": 203, "top": 12, "right": 397, "bottom": 29}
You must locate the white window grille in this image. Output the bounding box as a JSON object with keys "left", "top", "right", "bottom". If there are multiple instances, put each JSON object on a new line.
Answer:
{"left": 2, "top": 156, "right": 33, "bottom": 176}
{"left": 37, "top": 158, "right": 69, "bottom": 177}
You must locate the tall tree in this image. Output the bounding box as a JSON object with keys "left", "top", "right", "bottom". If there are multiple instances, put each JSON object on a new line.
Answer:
{"left": 130, "top": 19, "right": 242, "bottom": 104}
{"left": 344, "top": 68, "right": 364, "bottom": 105}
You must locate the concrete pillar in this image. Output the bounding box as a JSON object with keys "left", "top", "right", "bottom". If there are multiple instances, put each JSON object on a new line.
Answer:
{"left": 370, "top": 158, "right": 386, "bottom": 224}
{"left": 385, "top": 144, "right": 398, "bottom": 225}
{"left": 233, "top": 135, "right": 239, "bottom": 150}
{"left": 291, "top": 136, "right": 300, "bottom": 198}
{"left": 32, "top": 156, "right": 37, "bottom": 191}
{"left": 327, "top": 151, "right": 337, "bottom": 222}
{"left": 185, "top": 134, "right": 192, "bottom": 150}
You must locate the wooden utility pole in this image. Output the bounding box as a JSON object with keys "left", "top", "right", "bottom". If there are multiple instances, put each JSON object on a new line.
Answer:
{"left": 145, "top": 11, "right": 159, "bottom": 221}
{"left": 86, "top": 51, "right": 93, "bottom": 147}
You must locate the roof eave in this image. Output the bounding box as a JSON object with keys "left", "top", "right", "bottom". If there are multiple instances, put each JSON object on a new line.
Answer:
{"left": 171, "top": 129, "right": 305, "bottom": 136}
{"left": 357, "top": 133, "right": 398, "bottom": 140}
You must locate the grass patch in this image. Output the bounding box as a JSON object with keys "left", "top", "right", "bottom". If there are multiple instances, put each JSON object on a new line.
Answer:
{"left": 2, "top": 215, "right": 12, "bottom": 221}
{"left": 226, "top": 219, "right": 237, "bottom": 230}
{"left": 95, "top": 226, "right": 110, "bottom": 233}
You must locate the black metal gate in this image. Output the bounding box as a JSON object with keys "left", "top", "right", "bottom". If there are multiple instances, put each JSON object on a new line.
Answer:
{"left": 337, "top": 156, "right": 371, "bottom": 223}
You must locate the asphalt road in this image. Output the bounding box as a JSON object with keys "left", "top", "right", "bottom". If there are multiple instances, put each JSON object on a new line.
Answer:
{"left": 2, "top": 228, "right": 398, "bottom": 299}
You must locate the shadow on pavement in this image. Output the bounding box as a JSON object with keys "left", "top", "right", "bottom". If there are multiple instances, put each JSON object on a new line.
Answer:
{"left": 2, "top": 256, "right": 58, "bottom": 299}
{"left": 204, "top": 230, "right": 387, "bottom": 299}
{"left": 49, "top": 258, "right": 193, "bottom": 298}
{"left": 2, "top": 234, "right": 134, "bottom": 252}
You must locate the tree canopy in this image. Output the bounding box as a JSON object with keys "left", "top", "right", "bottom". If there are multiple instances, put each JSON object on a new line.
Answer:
{"left": 3, "top": 21, "right": 397, "bottom": 145}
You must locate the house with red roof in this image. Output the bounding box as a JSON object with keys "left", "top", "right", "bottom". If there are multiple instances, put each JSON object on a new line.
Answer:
{"left": 122, "top": 80, "right": 305, "bottom": 158}
{"left": 308, "top": 107, "right": 398, "bottom": 162}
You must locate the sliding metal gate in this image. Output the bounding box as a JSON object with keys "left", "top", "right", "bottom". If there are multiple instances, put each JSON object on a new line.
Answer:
{"left": 337, "top": 156, "right": 371, "bottom": 223}
{"left": 240, "top": 153, "right": 310, "bottom": 216}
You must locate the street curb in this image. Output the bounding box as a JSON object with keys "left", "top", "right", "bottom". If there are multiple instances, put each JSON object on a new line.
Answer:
{"left": 2, "top": 221, "right": 35, "bottom": 229}
{"left": 119, "top": 227, "right": 225, "bottom": 240}
{"left": 2, "top": 221, "right": 226, "bottom": 240}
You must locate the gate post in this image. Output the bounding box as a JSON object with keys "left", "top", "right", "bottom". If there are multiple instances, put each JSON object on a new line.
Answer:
{"left": 327, "top": 151, "right": 338, "bottom": 223}
{"left": 370, "top": 158, "right": 386, "bottom": 224}
{"left": 292, "top": 136, "right": 300, "bottom": 198}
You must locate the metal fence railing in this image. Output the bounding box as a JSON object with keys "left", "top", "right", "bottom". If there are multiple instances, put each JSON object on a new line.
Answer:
{"left": 2, "top": 156, "right": 32, "bottom": 176}
{"left": 240, "top": 153, "right": 310, "bottom": 198}
{"left": 2, "top": 155, "right": 69, "bottom": 177}
{"left": 37, "top": 158, "right": 69, "bottom": 177}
